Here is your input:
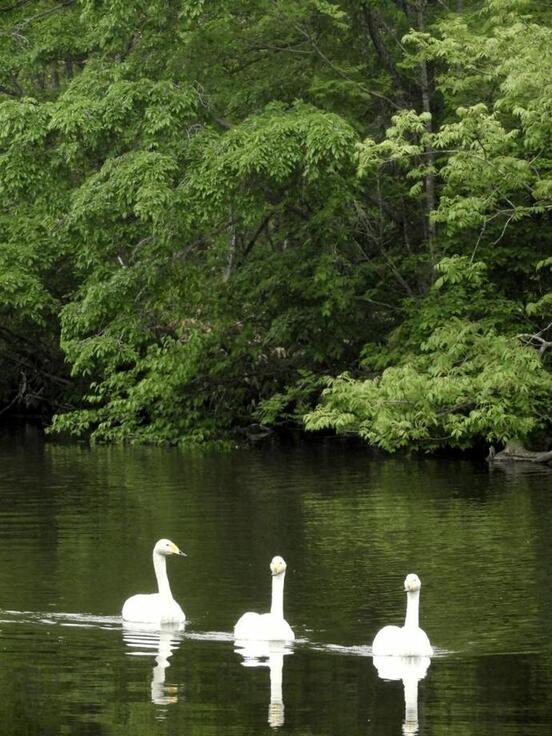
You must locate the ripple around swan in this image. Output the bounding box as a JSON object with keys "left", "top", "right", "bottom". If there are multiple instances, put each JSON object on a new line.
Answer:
{"left": 1, "top": 609, "right": 453, "bottom": 659}
{"left": 183, "top": 630, "right": 235, "bottom": 643}
{"left": 1, "top": 609, "right": 122, "bottom": 629}
{"left": 307, "top": 641, "right": 452, "bottom": 659}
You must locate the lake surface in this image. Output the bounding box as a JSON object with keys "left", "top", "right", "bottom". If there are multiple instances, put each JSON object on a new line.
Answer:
{"left": 0, "top": 425, "right": 552, "bottom": 735}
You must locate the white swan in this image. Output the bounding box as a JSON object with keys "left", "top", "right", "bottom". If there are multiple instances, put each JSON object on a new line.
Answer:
{"left": 372, "top": 573, "right": 433, "bottom": 656}
{"left": 234, "top": 556, "right": 295, "bottom": 641}
{"left": 122, "top": 539, "right": 186, "bottom": 624}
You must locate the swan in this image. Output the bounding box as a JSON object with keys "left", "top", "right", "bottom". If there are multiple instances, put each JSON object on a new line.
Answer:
{"left": 372, "top": 573, "right": 433, "bottom": 656}
{"left": 122, "top": 539, "right": 186, "bottom": 624}
{"left": 234, "top": 556, "right": 295, "bottom": 641}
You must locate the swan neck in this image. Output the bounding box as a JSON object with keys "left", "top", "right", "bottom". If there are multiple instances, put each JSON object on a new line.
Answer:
{"left": 404, "top": 589, "right": 420, "bottom": 629}
{"left": 153, "top": 551, "right": 173, "bottom": 600}
{"left": 270, "top": 572, "right": 285, "bottom": 619}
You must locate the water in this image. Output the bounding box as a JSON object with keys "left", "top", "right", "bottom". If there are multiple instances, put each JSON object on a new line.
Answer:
{"left": 1, "top": 426, "right": 552, "bottom": 735}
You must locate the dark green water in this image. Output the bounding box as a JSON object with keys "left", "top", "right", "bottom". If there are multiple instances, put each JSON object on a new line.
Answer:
{"left": 1, "top": 426, "right": 552, "bottom": 735}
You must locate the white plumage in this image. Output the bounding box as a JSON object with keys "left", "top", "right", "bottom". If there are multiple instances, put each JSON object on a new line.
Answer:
{"left": 122, "top": 538, "right": 186, "bottom": 624}
{"left": 372, "top": 573, "right": 433, "bottom": 656}
{"left": 234, "top": 556, "right": 295, "bottom": 642}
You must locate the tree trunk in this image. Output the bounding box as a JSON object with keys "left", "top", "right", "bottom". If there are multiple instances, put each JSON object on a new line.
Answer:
{"left": 413, "top": 0, "right": 436, "bottom": 263}
{"left": 359, "top": 3, "right": 408, "bottom": 108}
{"left": 52, "top": 63, "right": 60, "bottom": 90}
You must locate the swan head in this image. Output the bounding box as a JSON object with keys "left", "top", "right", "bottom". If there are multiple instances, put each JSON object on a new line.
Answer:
{"left": 270, "top": 556, "right": 287, "bottom": 576}
{"left": 154, "top": 538, "right": 187, "bottom": 557}
{"left": 404, "top": 573, "right": 421, "bottom": 592}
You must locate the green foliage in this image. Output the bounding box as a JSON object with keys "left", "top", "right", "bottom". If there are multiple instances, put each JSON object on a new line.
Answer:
{"left": 306, "top": 256, "right": 550, "bottom": 451}
{"left": 306, "top": 319, "right": 552, "bottom": 451}
{"left": 254, "top": 370, "right": 325, "bottom": 427}
{"left": 360, "top": 256, "right": 519, "bottom": 371}
{"left": 2, "top": 0, "right": 552, "bottom": 451}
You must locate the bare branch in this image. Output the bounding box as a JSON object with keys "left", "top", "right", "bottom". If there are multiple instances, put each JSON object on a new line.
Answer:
{"left": 491, "top": 212, "right": 515, "bottom": 246}
{"left": 242, "top": 213, "right": 273, "bottom": 259}
{"left": 247, "top": 43, "right": 313, "bottom": 56}
{"left": 517, "top": 323, "right": 552, "bottom": 355}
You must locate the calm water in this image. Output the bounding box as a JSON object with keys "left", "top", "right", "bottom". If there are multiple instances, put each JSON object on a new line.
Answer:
{"left": 1, "top": 426, "right": 552, "bottom": 735}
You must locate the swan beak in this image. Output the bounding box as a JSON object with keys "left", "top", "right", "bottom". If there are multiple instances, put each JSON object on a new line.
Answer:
{"left": 178, "top": 550, "right": 187, "bottom": 557}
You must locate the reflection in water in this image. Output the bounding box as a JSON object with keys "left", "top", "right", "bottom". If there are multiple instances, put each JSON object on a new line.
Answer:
{"left": 373, "top": 655, "right": 431, "bottom": 735}
{"left": 235, "top": 640, "right": 293, "bottom": 728}
{"left": 123, "top": 622, "right": 185, "bottom": 708}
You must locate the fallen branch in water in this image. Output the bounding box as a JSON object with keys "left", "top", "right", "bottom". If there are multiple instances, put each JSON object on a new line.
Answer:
{"left": 487, "top": 441, "right": 552, "bottom": 465}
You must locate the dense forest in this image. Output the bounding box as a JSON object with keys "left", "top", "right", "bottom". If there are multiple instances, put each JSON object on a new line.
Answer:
{"left": 1, "top": 0, "right": 552, "bottom": 451}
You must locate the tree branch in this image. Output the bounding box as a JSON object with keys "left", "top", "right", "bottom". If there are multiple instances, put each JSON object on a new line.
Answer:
{"left": 358, "top": 4, "right": 408, "bottom": 106}
{"left": 0, "top": 0, "right": 33, "bottom": 12}
{"left": 14, "top": 0, "right": 76, "bottom": 31}
{"left": 268, "top": 0, "right": 402, "bottom": 110}
{"left": 0, "top": 82, "right": 22, "bottom": 97}
{"left": 518, "top": 322, "right": 552, "bottom": 355}
{"left": 242, "top": 213, "right": 273, "bottom": 260}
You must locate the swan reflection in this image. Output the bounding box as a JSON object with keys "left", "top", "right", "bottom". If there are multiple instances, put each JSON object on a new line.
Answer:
{"left": 235, "top": 639, "right": 293, "bottom": 728}
{"left": 123, "top": 621, "right": 185, "bottom": 707}
{"left": 373, "top": 655, "right": 431, "bottom": 735}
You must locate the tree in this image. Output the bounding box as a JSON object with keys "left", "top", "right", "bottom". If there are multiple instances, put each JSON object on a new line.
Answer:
{"left": 2, "top": 0, "right": 552, "bottom": 450}
{"left": 306, "top": 0, "right": 552, "bottom": 451}
{"left": 305, "top": 258, "right": 552, "bottom": 451}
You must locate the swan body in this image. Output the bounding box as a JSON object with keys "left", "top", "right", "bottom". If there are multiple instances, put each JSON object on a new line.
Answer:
{"left": 235, "top": 612, "right": 295, "bottom": 641}
{"left": 372, "top": 574, "right": 433, "bottom": 656}
{"left": 234, "top": 556, "right": 295, "bottom": 642}
{"left": 122, "top": 539, "right": 186, "bottom": 624}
